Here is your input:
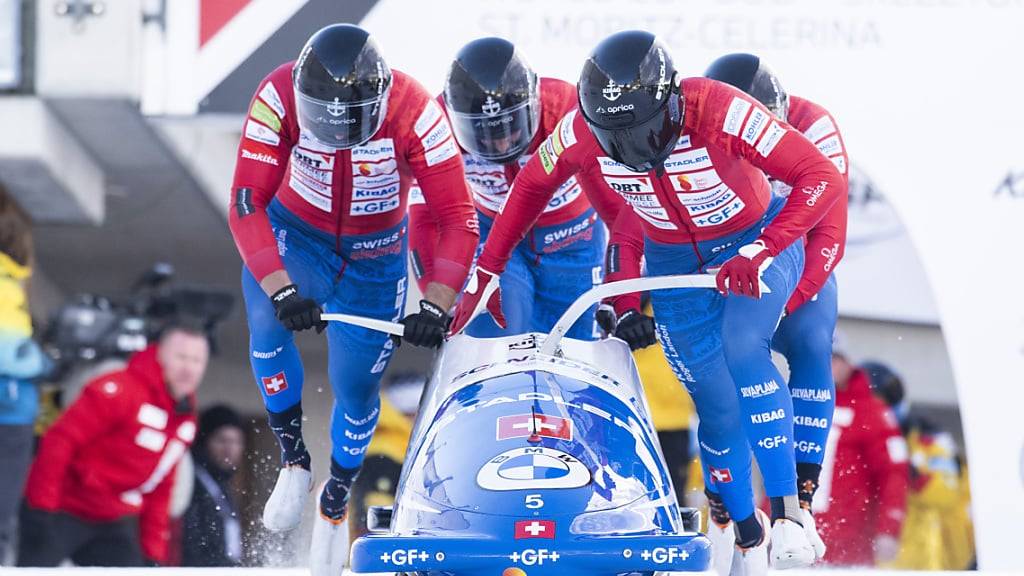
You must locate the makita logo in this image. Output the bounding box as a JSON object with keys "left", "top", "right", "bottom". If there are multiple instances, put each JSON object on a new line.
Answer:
{"left": 794, "top": 416, "right": 829, "bottom": 429}
{"left": 242, "top": 149, "right": 279, "bottom": 166}
{"left": 543, "top": 218, "right": 591, "bottom": 244}
{"left": 792, "top": 388, "right": 832, "bottom": 402}
{"left": 803, "top": 181, "right": 828, "bottom": 206}
{"left": 751, "top": 408, "right": 785, "bottom": 424}
{"left": 822, "top": 243, "right": 839, "bottom": 271}
{"left": 741, "top": 380, "right": 781, "bottom": 398}
{"left": 353, "top": 230, "right": 401, "bottom": 251}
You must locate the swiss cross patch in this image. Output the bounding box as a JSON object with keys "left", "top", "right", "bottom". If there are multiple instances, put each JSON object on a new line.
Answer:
{"left": 709, "top": 466, "right": 733, "bottom": 484}
{"left": 497, "top": 413, "right": 572, "bottom": 441}
{"left": 261, "top": 372, "right": 288, "bottom": 396}
{"left": 514, "top": 519, "right": 555, "bottom": 539}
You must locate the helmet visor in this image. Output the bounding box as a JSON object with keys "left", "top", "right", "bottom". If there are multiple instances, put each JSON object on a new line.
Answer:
{"left": 585, "top": 95, "right": 681, "bottom": 173}
{"left": 448, "top": 98, "right": 539, "bottom": 164}
{"left": 294, "top": 89, "right": 389, "bottom": 149}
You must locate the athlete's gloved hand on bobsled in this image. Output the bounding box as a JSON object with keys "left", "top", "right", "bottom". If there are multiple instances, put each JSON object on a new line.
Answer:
{"left": 271, "top": 284, "right": 327, "bottom": 333}
{"left": 448, "top": 267, "right": 504, "bottom": 336}
{"left": 715, "top": 240, "right": 774, "bottom": 298}
{"left": 397, "top": 299, "right": 450, "bottom": 349}
{"left": 597, "top": 293, "right": 656, "bottom": 351}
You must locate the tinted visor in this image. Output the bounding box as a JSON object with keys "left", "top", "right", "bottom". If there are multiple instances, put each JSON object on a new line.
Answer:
{"left": 294, "top": 89, "right": 389, "bottom": 149}
{"left": 448, "top": 98, "right": 539, "bottom": 164}
{"left": 586, "top": 95, "right": 681, "bottom": 173}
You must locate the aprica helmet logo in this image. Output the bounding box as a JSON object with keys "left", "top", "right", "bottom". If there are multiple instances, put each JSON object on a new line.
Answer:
{"left": 482, "top": 96, "right": 501, "bottom": 116}
{"left": 602, "top": 79, "right": 622, "bottom": 101}
{"left": 326, "top": 97, "right": 346, "bottom": 117}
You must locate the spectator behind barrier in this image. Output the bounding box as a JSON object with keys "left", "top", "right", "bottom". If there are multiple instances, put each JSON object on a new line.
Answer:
{"left": 862, "top": 361, "right": 976, "bottom": 570}
{"left": 0, "top": 186, "right": 49, "bottom": 565}
{"left": 18, "top": 323, "right": 209, "bottom": 567}
{"left": 814, "top": 338, "right": 909, "bottom": 566}
{"left": 181, "top": 405, "right": 246, "bottom": 566}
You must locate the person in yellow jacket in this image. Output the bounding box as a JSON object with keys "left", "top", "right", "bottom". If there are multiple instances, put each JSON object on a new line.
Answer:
{"left": 632, "top": 300, "right": 697, "bottom": 506}
{"left": 0, "top": 186, "right": 49, "bottom": 564}
{"left": 862, "top": 360, "right": 975, "bottom": 570}
{"left": 348, "top": 372, "right": 424, "bottom": 541}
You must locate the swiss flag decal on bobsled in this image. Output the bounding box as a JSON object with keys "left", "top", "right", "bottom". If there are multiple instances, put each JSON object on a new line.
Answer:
{"left": 497, "top": 413, "right": 573, "bottom": 441}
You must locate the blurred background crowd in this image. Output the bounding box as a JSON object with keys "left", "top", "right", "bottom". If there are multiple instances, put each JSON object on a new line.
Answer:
{"left": 0, "top": 0, "right": 982, "bottom": 570}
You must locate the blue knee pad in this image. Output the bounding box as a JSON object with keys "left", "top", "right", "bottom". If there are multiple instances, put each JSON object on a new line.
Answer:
{"left": 720, "top": 240, "right": 804, "bottom": 498}
{"left": 772, "top": 273, "right": 837, "bottom": 466}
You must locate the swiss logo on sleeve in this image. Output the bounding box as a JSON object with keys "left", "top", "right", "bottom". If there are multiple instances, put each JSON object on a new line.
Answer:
{"left": 262, "top": 372, "right": 289, "bottom": 396}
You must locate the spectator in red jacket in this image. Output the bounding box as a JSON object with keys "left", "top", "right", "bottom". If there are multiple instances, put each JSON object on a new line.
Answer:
{"left": 18, "top": 323, "right": 209, "bottom": 566}
{"left": 813, "top": 341, "right": 910, "bottom": 566}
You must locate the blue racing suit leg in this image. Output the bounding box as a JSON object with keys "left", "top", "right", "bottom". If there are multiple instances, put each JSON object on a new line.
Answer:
{"left": 771, "top": 273, "right": 838, "bottom": 467}
{"left": 528, "top": 209, "right": 605, "bottom": 340}
{"left": 467, "top": 212, "right": 534, "bottom": 337}
{"left": 646, "top": 197, "right": 802, "bottom": 519}
{"left": 720, "top": 238, "right": 804, "bottom": 499}
{"left": 322, "top": 220, "right": 409, "bottom": 470}
{"left": 241, "top": 202, "right": 338, "bottom": 417}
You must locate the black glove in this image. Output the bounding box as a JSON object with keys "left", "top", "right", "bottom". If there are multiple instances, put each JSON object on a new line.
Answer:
{"left": 614, "top": 309, "right": 657, "bottom": 351}
{"left": 595, "top": 303, "right": 617, "bottom": 336}
{"left": 271, "top": 285, "right": 326, "bottom": 332}
{"left": 397, "top": 300, "right": 449, "bottom": 349}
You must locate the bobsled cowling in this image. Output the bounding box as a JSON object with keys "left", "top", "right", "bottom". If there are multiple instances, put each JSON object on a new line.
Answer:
{"left": 350, "top": 332, "right": 711, "bottom": 575}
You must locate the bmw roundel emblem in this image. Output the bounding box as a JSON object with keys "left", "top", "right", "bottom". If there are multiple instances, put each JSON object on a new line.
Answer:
{"left": 477, "top": 447, "right": 591, "bottom": 491}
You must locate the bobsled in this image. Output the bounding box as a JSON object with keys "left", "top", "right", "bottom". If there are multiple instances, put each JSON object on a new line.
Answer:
{"left": 328, "top": 275, "right": 720, "bottom": 576}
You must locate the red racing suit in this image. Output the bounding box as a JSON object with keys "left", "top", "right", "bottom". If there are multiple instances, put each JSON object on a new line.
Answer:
{"left": 228, "top": 62, "right": 478, "bottom": 292}
{"left": 813, "top": 369, "right": 910, "bottom": 565}
{"left": 474, "top": 77, "right": 846, "bottom": 284}
{"left": 24, "top": 347, "right": 196, "bottom": 563}
{"left": 774, "top": 95, "right": 849, "bottom": 312}
{"left": 407, "top": 77, "right": 623, "bottom": 291}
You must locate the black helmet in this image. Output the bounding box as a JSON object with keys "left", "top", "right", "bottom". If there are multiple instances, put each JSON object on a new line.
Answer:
{"left": 444, "top": 37, "right": 540, "bottom": 164}
{"left": 293, "top": 24, "right": 392, "bottom": 149}
{"left": 578, "top": 30, "right": 680, "bottom": 173}
{"left": 705, "top": 53, "right": 789, "bottom": 120}
{"left": 861, "top": 360, "right": 905, "bottom": 408}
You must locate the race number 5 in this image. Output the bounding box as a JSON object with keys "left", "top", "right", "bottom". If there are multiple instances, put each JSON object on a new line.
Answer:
{"left": 525, "top": 494, "right": 544, "bottom": 509}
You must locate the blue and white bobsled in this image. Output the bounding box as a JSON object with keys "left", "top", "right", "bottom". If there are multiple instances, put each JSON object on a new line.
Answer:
{"left": 343, "top": 276, "right": 716, "bottom": 576}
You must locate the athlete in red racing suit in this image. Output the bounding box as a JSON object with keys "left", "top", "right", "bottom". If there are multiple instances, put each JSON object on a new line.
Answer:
{"left": 228, "top": 25, "right": 477, "bottom": 575}
{"left": 450, "top": 32, "right": 845, "bottom": 570}
{"left": 409, "top": 76, "right": 624, "bottom": 337}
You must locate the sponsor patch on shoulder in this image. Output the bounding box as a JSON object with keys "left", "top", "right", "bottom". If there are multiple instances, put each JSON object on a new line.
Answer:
{"left": 539, "top": 140, "right": 558, "bottom": 174}
{"left": 245, "top": 120, "right": 280, "bottom": 146}
{"left": 425, "top": 137, "right": 458, "bottom": 166}
{"left": 250, "top": 99, "right": 281, "bottom": 133}
{"left": 722, "top": 97, "right": 752, "bottom": 136}
{"left": 259, "top": 82, "right": 287, "bottom": 119}
{"left": 803, "top": 114, "right": 837, "bottom": 144}
{"left": 755, "top": 121, "right": 786, "bottom": 157}
{"left": 415, "top": 99, "right": 443, "bottom": 137}
{"left": 556, "top": 110, "right": 578, "bottom": 149}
